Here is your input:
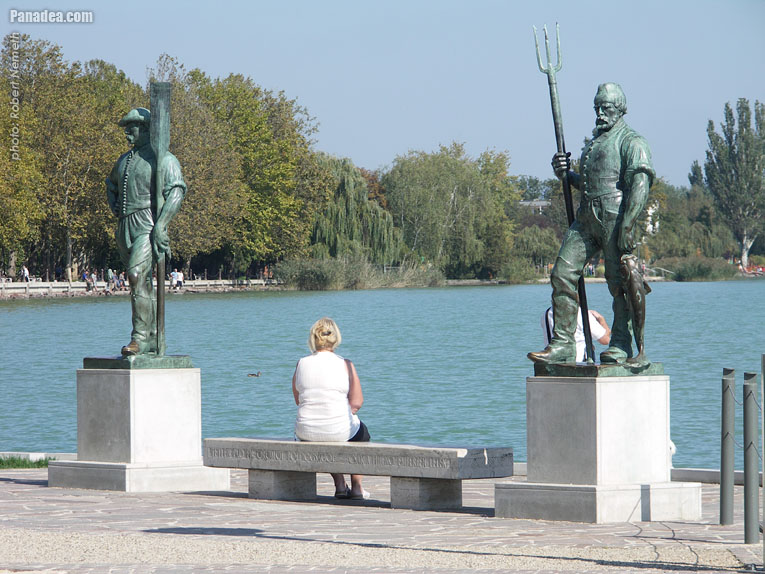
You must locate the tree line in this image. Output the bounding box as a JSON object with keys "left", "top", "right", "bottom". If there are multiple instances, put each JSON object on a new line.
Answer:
{"left": 1, "top": 34, "right": 763, "bottom": 284}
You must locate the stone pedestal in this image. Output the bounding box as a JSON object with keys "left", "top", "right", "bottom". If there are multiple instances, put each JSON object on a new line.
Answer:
{"left": 495, "top": 368, "right": 701, "bottom": 523}
{"left": 49, "top": 361, "right": 229, "bottom": 492}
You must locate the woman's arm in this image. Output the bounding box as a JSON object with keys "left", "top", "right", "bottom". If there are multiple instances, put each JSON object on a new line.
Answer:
{"left": 589, "top": 310, "right": 612, "bottom": 345}
{"left": 347, "top": 361, "right": 363, "bottom": 414}
{"left": 292, "top": 363, "right": 300, "bottom": 405}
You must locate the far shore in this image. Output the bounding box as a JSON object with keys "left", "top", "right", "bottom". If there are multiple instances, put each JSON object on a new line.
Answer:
{"left": 0, "top": 278, "right": 282, "bottom": 300}
{"left": 3, "top": 273, "right": 760, "bottom": 301}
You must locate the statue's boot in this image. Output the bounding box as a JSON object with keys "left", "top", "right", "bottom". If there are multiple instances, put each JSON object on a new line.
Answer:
{"left": 121, "top": 340, "right": 140, "bottom": 356}
{"left": 124, "top": 291, "right": 155, "bottom": 355}
{"left": 602, "top": 264, "right": 635, "bottom": 364}
{"left": 527, "top": 341, "right": 576, "bottom": 364}
{"left": 526, "top": 254, "right": 581, "bottom": 363}
{"left": 600, "top": 345, "right": 629, "bottom": 364}
{"left": 121, "top": 338, "right": 151, "bottom": 356}
{"left": 528, "top": 282, "right": 578, "bottom": 364}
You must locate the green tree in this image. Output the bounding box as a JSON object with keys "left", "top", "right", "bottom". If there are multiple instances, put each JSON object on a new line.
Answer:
{"left": 311, "top": 155, "right": 402, "bottom": 264}
{"left": 703, "top": 99, "right": 765, "bottom": 269}
{"left": 643, "top": 179, "right": 737, "bottom": 262}
{"left": 512, "top": 224, "right": 559, "bottom": 269}
{"left": 0, "top": 35, "right": 43, "bottom": 276}
{"left": 192, "top": 71, "right": 331, "bottom": 273}
{"left": 515, "top": 175, "right": 559, "bottom": 201}
{"left": 149, "top": 56, "right": 245, "bottom": 274}
{"left": 1, "top": 35, "right": 143, "bottom": 280}
{"left": 383, "top": 142, "right": 515, "bottom": 278}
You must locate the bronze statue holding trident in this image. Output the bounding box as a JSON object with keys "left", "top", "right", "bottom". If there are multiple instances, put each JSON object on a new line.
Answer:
{"left": 527, "top": 25, "right": 655, "bottom": 366}
{"left": 105, "top": 82, "right": 185, "bottom": 356}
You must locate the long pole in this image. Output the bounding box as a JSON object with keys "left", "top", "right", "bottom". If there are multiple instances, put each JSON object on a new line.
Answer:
{"left": 150, "top": 82, "right": 171, "bottom": 356}
{"left": 534, "top": 25, "right": 594, "bottom": 361}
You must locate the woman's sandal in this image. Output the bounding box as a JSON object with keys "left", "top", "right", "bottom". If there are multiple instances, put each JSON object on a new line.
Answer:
{"left": 334, "top": 486, "right": 351, "bottom": 499}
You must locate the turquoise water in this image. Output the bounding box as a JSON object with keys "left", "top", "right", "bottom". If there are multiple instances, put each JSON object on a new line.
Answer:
{"left": 0, "top": 281, "right": 762, "bottom": 469}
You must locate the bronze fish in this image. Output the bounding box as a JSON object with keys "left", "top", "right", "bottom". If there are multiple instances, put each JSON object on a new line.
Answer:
{"left": 619, "top": 254, "right": 651, "bottom": 365}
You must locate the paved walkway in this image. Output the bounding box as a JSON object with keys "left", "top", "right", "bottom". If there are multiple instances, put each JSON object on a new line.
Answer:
{"left": 0, "top": 469, "right": 761, "bottom": 573}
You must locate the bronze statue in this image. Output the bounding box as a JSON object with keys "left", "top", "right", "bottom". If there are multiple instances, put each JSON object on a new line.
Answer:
{"left": 105, "top": 97, "right": 185, "bottom": 356}
{"left": 528, "top": 82, "right": 655, "bottom": 365}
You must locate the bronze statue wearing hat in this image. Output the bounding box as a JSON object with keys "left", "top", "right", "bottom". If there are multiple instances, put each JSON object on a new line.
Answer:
{"left": 106, "top": 107, "right": 186, "bottom": 356}
{"left": 528, "top": 83, "right": 654, "bottom": 366}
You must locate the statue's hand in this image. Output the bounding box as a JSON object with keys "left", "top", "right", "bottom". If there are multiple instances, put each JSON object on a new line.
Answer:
{"left": 551, "top": 152, "right": 570, "bottom": 180}
{"left": 618, "top": 222, "right": 636, "bottom": 253}
{"left": 152, "top": 225, "right": 170, "bottom": 261}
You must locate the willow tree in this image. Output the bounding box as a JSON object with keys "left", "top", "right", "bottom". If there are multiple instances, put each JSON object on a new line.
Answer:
{"left": 311, "top": 155, "right": 402, "bottom": 265}
{"left": 704, "top": 99, "right": 765, "bottom": 269}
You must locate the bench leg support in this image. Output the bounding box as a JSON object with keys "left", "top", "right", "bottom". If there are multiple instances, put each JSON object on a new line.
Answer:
{"left": 248, "top": 469, "right": 316, "bottom": 500}
{"left": 390, "top": 477, "right": 462, "bottom": 510}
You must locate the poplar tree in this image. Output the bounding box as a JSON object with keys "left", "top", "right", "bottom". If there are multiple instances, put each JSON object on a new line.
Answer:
{"left": 704, "top": 99, "right": 765, "bottom": 269}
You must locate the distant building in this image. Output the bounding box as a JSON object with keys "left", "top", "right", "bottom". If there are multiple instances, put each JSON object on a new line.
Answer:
{"left": 644, "top": 201, "right": 659, "bottom": 234}
{"left": 518, "top": 199, "right": 551, "bottom": 214}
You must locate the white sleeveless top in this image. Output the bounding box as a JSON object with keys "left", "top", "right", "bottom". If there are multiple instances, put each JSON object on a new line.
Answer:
{"left": 294, "top": 351, "right": 360, "bottom": 442}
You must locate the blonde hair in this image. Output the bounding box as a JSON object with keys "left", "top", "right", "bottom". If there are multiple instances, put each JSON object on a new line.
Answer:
{"left": 308, "top": 317, "right": 342, "bottom": 352}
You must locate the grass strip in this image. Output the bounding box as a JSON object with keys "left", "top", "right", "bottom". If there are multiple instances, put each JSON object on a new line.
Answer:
{"left": 0, "top": 456, "right": 50, "bottom": 468}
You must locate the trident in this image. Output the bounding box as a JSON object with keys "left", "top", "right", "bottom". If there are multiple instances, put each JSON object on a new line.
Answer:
{"left": 533, "top": 24, "right": 595, "bottom": 362}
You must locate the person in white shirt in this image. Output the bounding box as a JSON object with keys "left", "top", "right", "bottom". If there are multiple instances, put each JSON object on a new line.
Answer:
{"left": 292, "top": 317, "right": 370, "bottom": 500}
{"left": 542, "top": 306, "right": 611, "bottom": 363}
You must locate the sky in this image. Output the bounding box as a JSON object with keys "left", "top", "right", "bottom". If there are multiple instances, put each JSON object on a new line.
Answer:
{"left": 5, "top": 0, "right": 765, "bottom": 187}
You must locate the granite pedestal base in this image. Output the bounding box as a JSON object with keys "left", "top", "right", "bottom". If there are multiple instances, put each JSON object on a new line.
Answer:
{"left": 495, "top": 370, "right": 701, "bottom": 523}
{"left": 495, "top": 481, "right": 701, "bottom": 523}
{"left": 48, "top": 365, "right": 229, "bottom": 492}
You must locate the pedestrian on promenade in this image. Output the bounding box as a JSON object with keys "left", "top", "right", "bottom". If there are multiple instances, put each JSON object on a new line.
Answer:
{"left": 292, "top": 317, "right": 371, "bottom": 500}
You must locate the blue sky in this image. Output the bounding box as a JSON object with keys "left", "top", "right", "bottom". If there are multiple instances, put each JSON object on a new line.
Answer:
{"left": 6, "top": 0, "right": 764, "bottom": 187}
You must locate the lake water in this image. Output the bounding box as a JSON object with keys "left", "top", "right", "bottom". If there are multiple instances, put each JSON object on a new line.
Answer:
{"left": 0, "top": 281, "right": 762, "bottom": 470}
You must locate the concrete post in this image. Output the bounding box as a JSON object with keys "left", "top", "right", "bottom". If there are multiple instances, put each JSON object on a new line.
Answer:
{"left": 743, "top": 372, "right": 759, "bottom": 544}
{"left": 721, "top": 368, "right": 735, "bottom": 525}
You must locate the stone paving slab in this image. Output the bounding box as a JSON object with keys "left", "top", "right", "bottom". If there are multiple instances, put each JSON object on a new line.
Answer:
{"left": 0, "top": 469, "right": 761, "bottom": 573}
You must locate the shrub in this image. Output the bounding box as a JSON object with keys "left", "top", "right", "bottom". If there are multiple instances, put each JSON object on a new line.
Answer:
{"left": 652, "top": 256, "right": 739, "bottom": 282}
{"left": 272, "top": 258, "right": 343, "bottom": 290}
{"left": 273, "top": 257, "right": 445, "bottom": 290}
{"left": 499, "top": 258, "right": 539, "bottom": 284}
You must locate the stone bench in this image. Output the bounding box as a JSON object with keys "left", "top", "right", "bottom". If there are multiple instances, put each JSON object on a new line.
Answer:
{"left": 203, "top": 438, "right": 513, "bottom": 510}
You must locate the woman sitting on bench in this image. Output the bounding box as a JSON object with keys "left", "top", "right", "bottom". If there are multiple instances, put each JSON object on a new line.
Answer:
{"left": 292, "top": 317, "right": 371, "bottom": 500}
